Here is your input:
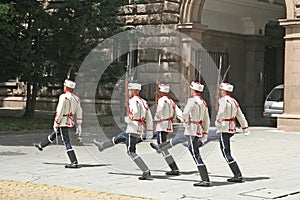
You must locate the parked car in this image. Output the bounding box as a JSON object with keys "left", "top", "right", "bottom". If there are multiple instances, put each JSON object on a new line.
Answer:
{"left": 263, "top": 84, "right": 284, "bottom": 118}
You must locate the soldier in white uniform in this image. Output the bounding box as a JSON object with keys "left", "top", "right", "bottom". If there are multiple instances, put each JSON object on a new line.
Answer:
{"left": 153, "top": 84, "right": 183, "bottom": 175}
{"left": 33, "top": 79, "right": 83, "bottom": 168}
{"left": 215, "top": 82, "right": 249, "bottom": 183}
{"left": 94, "top": 83, "right": 153, "bottom": 180}
{"left": 151, "top": 81, "right": 211, "bottom": 187}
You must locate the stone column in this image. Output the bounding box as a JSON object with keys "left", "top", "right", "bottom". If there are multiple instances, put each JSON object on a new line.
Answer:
{"left": 278, "top": 1, "right": 300, "bottom": 131}
{"left": 177, "top": 23, "right": 208, "bottom": 112}
{"left": 177, "top": 23, "right": 207, "bottom": 82}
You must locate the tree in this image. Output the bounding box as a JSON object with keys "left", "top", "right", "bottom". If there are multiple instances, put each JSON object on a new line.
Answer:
{"left": 0, "top": 0, "right": 125, "bottom": 118}
{"left": 0, "top": 2, "right": 21, "bottom": 81}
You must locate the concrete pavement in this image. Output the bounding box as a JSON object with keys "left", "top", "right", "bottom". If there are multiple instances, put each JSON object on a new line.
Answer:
{"left": 1, "top": 126, "right": 300, "bottom": 200}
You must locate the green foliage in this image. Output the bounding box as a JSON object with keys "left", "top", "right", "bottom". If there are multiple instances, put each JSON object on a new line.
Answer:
{"left": 0, "top": 117, "right": 51, "bottom": 131}
{"left": 0, "top": 0, "right": 126, "bottom": 118}
{"left": 100, "top": 61, "right": 126, "bottom": 84}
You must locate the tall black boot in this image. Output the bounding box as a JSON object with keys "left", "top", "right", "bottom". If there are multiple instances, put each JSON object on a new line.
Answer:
{"left": 33, "top": 136, "right": 52, "bottom": 151}
{"left": 129, "top": 152, "right": 151, "bottom": 180}
{"left": 65, "top": 150, "right": 79, "bottom": 168}
{"left": 194, "top": 164, "right": 211, "bottom": 187}
{"left": 150, "top": 140, "right": 173, "bottom": 153}
{"left": 164, "top": 154, "right": 180, "bottom": 176}
{"left": 93, "top": 139, "right": 114, "bottom": 152}
{"left": 227, "top": 161, "right": 243, "bottom": 183}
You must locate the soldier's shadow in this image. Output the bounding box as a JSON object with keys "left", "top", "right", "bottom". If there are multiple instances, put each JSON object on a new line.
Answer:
{"left": 43, "top": 162, "right": 111, "bottom": 168}
{"left": 108, "top": 172, "right": 155, "bottom": 180}
{"left": 108, "top": 171, "right": 232, "bottom": 186}
{"left": 210, "top": 174, "right": 270, "bottom": 182}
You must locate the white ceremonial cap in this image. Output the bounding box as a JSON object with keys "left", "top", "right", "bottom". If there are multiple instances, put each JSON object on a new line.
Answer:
{"left": 159, "top": 84, "right": 170, "bottom": 93}
{"left": 64, "top": 79, "right": 76, "bottom": 89}
{"left": 190, "top": 81, "right": 204, "bottom": 92}
{"left": 220, "top": 82, "right": 234, "bottom": 92}
{"left": 128, "top": 82, "right": 141, "bottom": 90}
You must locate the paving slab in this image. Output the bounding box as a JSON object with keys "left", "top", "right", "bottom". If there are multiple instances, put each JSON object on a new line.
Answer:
{"left": 0, "top": 126, "right": 300, "bottom": 200}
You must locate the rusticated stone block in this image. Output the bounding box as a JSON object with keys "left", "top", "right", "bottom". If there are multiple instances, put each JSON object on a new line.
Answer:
{"left": 162, "top": 13, "right": 180, "bottom": 24}
{"left": 163, "top": 1, "right": 180, "bottom": 13}
{"left": 149, "top": 14, "right": 162, "bottom": 24}
{"left": 139, "top": 49, "right": 181, "bottom": 62}
{"left": 138, "top": 0, "right": 165, "bottom": 3}
{"left": 119, "top": 5, "right": 135, "bottom": 15}
{"left": 139, "top": 4, "right": 164, "bottom": 14}
{"left": 138, "top": 36, "right": 180, "bottom": 47}
{"left": 124, "top": 15, "right": 150, "bottom": 25}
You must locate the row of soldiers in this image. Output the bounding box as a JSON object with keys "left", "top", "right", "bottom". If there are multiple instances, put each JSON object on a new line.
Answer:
{"left": 34, "top": 79, "right": 249, "bottom": 187}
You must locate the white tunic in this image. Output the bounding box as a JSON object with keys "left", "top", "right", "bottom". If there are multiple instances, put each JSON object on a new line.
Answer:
{"left": 216, "top": 94, "right": 248, "bottom": 134}
{"left": 155, "top": 95, "right": 183, "bottom": 133}
{"left": 183, "top": 94, "right": 210, "bottom": 137}
{"left": 125, "top": 94, "right": 153, "bottom": 136}
{"left": 54, "top": 91, "right": 82, "bottom": 128}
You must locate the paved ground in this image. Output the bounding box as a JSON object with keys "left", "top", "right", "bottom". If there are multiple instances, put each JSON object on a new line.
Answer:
{"left": 1, "top": 123, "right": 300, "bottom": 199}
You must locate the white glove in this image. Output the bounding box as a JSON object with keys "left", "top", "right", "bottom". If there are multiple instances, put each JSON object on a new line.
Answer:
{"left": 146, "top": 131, "right": 153, "bottom": 140}
{"left": 76, "top": 125, "right": 82, "bottom": 136}
{"left": 215, "top": 121, "right": 221, "bottom": 129}
{"left": 124, "top": 116, "right": 131, "bottom": 123}
{"left": 76, "top": 126, "right": 82, "bottom": 142}
{"left": 183, "top": 121, "right": 189, "bottom": 128}
{"left": 244, "top": 130, "right": 250, "bottom": 136}
{"left": 200, "top": 136, "right": 208, "bottom": 144}
{"left": 53, "top": 126, "right": 59, "bottom": 134}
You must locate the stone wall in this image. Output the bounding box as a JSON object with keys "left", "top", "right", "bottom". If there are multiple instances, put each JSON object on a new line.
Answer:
{"left": 202, "top": 29, "right": 284, "bottom": 126}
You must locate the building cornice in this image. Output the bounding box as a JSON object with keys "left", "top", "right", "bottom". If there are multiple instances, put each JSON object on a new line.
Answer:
{"left": 214, "top": 0, "right": 285, "bottom": 12}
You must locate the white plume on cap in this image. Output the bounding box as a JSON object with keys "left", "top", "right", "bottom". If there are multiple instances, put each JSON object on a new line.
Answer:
{"left": 64, "top": 79, "right": 76, "bottom": 89}
{"left": 159, "top": 84, "right": 170, "bottom": 93}
{"left": 220, "top": 82, "right": 234, "bottom": 92}
{"left": 190, "top": 81, "right": 204, "bottom": 92}
{"left": 128, "top": 83, "right": 141, "bottom": 90}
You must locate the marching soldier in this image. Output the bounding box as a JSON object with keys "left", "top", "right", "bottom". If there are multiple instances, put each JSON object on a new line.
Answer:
{"left": 215, "top": 82, "right": 249, "bottom": 183}
{"left": 33, "top": 79, "right": 83, "bottom": 168}
{"left": 151, "top": 81, "right": 211, "bottom": 187}
{"left": 154, "top": 84, "right": 183, "bottom": 175}
{"left": 94, "top": 82, "right": 153, "bottom": 180}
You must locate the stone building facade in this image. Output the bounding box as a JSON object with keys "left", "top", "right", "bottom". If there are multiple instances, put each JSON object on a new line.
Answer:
{"left": 118, "top": 0, "right": 285, "bottom": 125}
{"left": 278, "top": 0, "right": 300, "bottom": 131}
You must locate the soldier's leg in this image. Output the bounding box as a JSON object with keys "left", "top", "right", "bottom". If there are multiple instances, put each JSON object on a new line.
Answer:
{"left": 127, "top": 134, "right": 151, "bottom": 180}
{"left": 33, "top": 129, "right": 59, "bottom": 151}
{"left": 188, "top": 136, "right": 210, "bottom": 187}
{"left": 150, "top": 131, "right": 187, "bottom": 153}
{"left": 219, "top": 133, "right": 243, "bottom": 182}
{"left": 157, "top": 132, "right": 180, "bottom": 176}
{"left": 94, "top": 131, "right": 128, "bottom": 152}
{"left": 61, "top": 128, "right": 79, "bottom": 168}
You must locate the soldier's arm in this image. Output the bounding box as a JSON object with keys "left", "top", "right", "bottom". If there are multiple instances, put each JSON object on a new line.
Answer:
{"left": 183, "top": 98, "right": 193, "bottom": 122}
{"left": 203, "top": 106, "right": 210, "bottom": 134}
{"left": 145, "top": 107, "right": 154, "bottom": 138}
{"left": 236, "top": 107, "right": 248, "bottom": 131}
{"left": 216, "top": 98, "right": 226, "bottom": 122}
{"left": 155, "top": 98, "right": 164, "bottom": 120}
{"left": 175, "top": 105, "right": 183, "bottom": 122}
{"left": 54, "top": 95, "right": 65, "bottom": 127}
{"left": 75, "top": 99, "right": 83, "bottom": 125}
{"left": 128, "top": 99, "right": 139, "bottom": 120}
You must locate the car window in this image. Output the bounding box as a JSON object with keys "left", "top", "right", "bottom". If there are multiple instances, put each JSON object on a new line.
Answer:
{"left": 267, "top": 89, "right": 283, "bottom": 101}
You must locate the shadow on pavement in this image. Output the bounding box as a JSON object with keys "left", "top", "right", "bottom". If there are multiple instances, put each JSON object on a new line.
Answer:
{"left": 43, "top": 162, "right": 111, "bottom": 168}
{"left": 210, "top": 174, "right": 270, "bottom": 182}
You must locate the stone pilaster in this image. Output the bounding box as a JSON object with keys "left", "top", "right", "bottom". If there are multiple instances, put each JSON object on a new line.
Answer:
{"left": 278, "top": 19, "right": 300, "bottom": 131}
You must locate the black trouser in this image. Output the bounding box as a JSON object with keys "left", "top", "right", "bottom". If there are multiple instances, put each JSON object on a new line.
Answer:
{"left": 219, "top": 133, "right": 234, "bottom": 163}
{"left": 46, "top": 127, "right": 73, "bottom": 151}
{"left": 187, "top": 136, "right": 204, "bottom": 165}
{"left": 157, "top": 131, "right": 170, "bottom": 156}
